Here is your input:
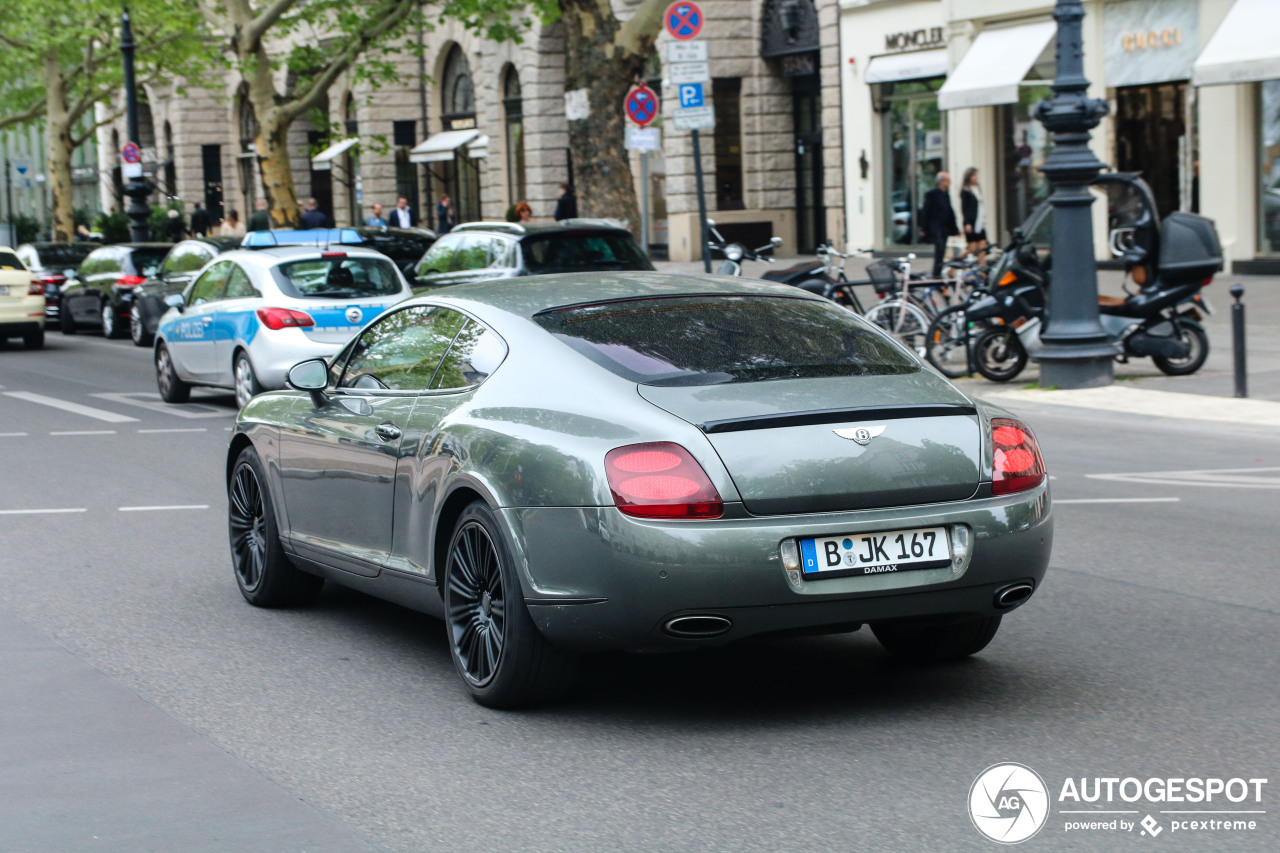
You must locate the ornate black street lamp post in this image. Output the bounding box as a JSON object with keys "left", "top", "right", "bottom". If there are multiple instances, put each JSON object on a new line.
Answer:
{"left": 120, "top": 5, "right": 151, "bottom": 241}
{"left": 1033, "top": 0, "right": 1116, "bottom": 388}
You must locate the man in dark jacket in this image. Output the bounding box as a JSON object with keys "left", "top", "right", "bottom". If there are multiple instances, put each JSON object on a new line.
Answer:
{"left": 919, "top": 172, "right": 958, "bottom": 277}
{"left": 190, "top": 203, "right": 212, "bottom": 237}
{"left": 553, "top": 183, "right": 577, "bottom": 221}
{"left": 300, "top": 197, "right": 331, "bottom": 229}
{"left": 247, "top": 199, "right": 271, "bottom": 232}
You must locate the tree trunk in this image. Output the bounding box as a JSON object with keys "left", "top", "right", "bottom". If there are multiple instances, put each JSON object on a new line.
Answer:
{"left": 256, "top": 111, "right": 301, "bottom": 229}
{"left": 560, "top": 0, "right": 657, "bottom": 232}
{"left": 44, "top": 53, "right": 76, "bottom": 243}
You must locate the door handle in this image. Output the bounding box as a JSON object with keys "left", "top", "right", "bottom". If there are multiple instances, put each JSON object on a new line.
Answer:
{"left": 202, "top": 316, "right": 212, "bottom": 324}
{"left": 374, "top": 422, "right": 402, "bottom": 442}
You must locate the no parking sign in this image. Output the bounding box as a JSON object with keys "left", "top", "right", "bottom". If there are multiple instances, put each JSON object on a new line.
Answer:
{"left": 665, "top": 2, "right": 703, "bottom": 40}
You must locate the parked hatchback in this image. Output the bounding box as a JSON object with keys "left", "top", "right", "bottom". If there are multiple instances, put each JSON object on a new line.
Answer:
{"left": 59, "top": 243, "right": 171, "bottom": 337}
{"left": 131, "top": 236, "right": 241, "bottom": 346}
{"left": 14, "top": 242, "right": 97, "bottom": 323}
{"left": 412, "top": 220, "right": 653, "bottom": 291}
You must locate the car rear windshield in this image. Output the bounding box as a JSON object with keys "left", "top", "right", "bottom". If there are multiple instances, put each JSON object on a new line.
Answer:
{"left": 520, "top": 231, "right": 654, "bottom": 273}
{"left": 128, "top": 248, "right": 169, "bottom": 278}
{"left": 272, "top": 256, "right": 403, "bottom": 299}
{"left": 36, "top": 244, "right": 94, "bottom": 268}
{"left": 534, "top": 295, "right": 919, "bottom": 386}
{"left": 0, "top": 251, "right": 24, "bottom": 271}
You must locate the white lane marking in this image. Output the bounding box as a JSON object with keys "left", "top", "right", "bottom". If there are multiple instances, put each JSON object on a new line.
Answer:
{"left": 0, "top": 432, "right": 29, "bottom": 437}
{"left": 136, "top": 428, "right": 208, "bottom": 434}
{"left": 1054, "top": 497, "right": 1181, "bottom": 504}
{"left": 0, "top": 508, "right": 87, "bottom": 515}
{"left": 118, "top": 504, "right": 210, "bottom": 512}
{"left": 2, "top": 391, "right": 139, "bottom": 423}
{"left": 1088, "top": 467, "right": 1280, "bottom": 489}
{"left": 50, "top": 430, "right": 117, "bottom": 436}
{"left": 90, "top": 392, "right": 230, "bottom": 419}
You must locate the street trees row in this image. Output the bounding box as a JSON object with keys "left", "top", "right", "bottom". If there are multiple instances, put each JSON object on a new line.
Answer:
{"left": 1, "top": 0, "right": 668, "bottom": 239}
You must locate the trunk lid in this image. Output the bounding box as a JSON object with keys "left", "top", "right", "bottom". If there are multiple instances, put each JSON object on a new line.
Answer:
{"left": 638, "top": 373, "right": 981, "bottom": 515}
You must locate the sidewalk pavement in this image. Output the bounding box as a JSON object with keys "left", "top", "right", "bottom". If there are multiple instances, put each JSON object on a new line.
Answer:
{"left": 653, "top": 255, "right": 1280, "bottom": 418}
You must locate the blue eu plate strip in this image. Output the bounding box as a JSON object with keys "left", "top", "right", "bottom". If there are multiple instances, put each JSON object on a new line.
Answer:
{"left": 799, "top": 538, "right": 819, "bottom": 575}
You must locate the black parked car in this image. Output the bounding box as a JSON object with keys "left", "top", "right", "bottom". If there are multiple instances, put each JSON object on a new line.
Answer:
{"left": 412, "top": 220, "right": 652, "bottom": 291}
{"left": 60, "top": 243, "right": 171, "bottom": 337}
{"left": 14, "top": 242, "right": 97, "bottom": 323}
{"left": 130, "top": 236, "right": 240, "bottom": 346}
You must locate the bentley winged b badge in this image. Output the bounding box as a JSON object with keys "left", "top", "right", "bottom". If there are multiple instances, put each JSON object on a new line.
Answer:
{"left": 833, "top": 425, "right": 886, "bottom": 446}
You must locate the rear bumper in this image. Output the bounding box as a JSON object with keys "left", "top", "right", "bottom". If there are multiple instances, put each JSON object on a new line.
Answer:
{"left": 244, "top": 330, "right": 345, "bottom": 389}
{"left": 0, "top": 320, "right": 43, "bottom": 337}
{"left": 0, "top": 297, "right": 46, "bottom": 334}
{"left": 503, "top": 485, "right": 1053, "bottom": 652}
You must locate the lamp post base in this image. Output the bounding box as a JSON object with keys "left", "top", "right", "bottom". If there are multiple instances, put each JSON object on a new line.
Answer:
{"left": 1038, "top": 354, "right": 1115, "bottom": 389}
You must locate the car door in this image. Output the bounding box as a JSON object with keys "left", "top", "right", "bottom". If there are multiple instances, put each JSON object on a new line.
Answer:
{"left": 167, "top": 260, "right": 231, "bottom": 381}
{"left": 276, "top": 304, "right": 468, "bottom": 577}
{"left": 212, "top": 262, "right": 263, "bottom": 385}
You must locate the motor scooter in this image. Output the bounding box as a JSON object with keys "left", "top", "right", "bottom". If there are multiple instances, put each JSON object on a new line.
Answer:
{"left": 705, "top": 220, "right": 782, "bottom": 275}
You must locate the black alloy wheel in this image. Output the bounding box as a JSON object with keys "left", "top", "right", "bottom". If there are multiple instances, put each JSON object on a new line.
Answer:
{"left": 228, "top": 446, "right": 323, "bottom": 607}
{"left": 443, "top": 502, "right": 577, "bottom": 707}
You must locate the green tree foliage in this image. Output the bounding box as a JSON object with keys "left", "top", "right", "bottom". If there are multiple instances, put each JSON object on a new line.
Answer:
{"left": 0, "top": 0, "right": 217, "bottom": 241}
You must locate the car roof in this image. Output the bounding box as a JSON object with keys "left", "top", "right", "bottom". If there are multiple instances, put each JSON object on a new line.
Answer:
{"left": 408, "top": 271, "right": 822, "bottom": 320}
{"left": 450, "top": 219, "right": 630, "bottom": 238}
{"left": 217, "top": 245, "right": 393, "bottom": 268}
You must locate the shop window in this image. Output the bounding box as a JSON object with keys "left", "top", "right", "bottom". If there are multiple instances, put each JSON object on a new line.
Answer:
{"left": 713, "top": 78, "right": 743, "bottom": 211}
{"left": 1259, "top": 80, "right": 1280, "bottom": 255}
{"left": 394, "top": 120, "right": 419, "bottom": 213}
{"left": 503, "top": 68, "right": 527, "bottom": 208}
{"left": 881, "top": 78, "right": 946, "bottom": 248}
{"left": 998, "top": 85, "right": 1053, "bottom": 242}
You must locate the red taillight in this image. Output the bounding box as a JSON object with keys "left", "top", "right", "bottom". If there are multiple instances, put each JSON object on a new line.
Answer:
{"left": 28, "top": 279, "right": 44, "bottom": 296}
{"left": 256, "top": 307, "right": 316, "bottom": 330}
{"left": 605, "top": 442, "right": 723, "bottom": 519}
{"left": 1201, "top": 276, "right": 1213, "bottom": 287}
{"left": 116, "top": 274, "right": 146, "bottom": 287}
{"left": 991, "top": 418, "right": 1046, "bottom": 496}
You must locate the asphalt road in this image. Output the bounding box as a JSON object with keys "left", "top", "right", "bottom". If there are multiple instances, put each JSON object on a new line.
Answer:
{"left": 1, "top": 331, "right": 1277, "bottom": 852}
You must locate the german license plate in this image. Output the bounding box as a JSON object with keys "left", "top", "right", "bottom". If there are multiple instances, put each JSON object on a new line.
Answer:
{"left": 800, "top": 526, "right": 950, "bottom": 579}
{"left": 0, "top": 286, "right": 8, "bottom": 295}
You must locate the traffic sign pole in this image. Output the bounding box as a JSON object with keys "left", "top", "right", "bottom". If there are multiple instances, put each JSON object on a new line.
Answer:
{"left": 664, "top": 1, "right": 710, "bottom": 271}
{"left": 692, "top": 129, "right": 710, "bottom": 273}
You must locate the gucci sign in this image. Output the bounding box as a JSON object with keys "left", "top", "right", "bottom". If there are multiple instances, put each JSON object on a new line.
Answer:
{"left": 1121, "top": 27, "right": 1182, "bottom": 51}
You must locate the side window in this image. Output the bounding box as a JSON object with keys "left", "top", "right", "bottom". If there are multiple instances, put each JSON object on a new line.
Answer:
{"left": 450, "top": 235, "right": 491, "bottom": 272}
{"left": 16, "top": 247, "right": 37, "bottom": 269}
{"left": 164, "top": 244, "right": 212, "bottom": 276}
{"left": 188, "top": 260, "right": 232, "bottom": 306}
{"left": 488, "top": 237, "right": 516, "bottom": 269}
{"left": 416, "top": 236, "right": 462, "bottom": 276}
{"left": 224, "top": 264, "right": 258, "bottom": 299}
{"left": 339, "top": 305, "right": 468, "bottom": 391}
{"left": 431, "top": 320, "right": 507, "bottom": 389}
{"left": 101, "top": 249, "right": 123, "bottom": 274}
{"left": 80, "top": 252, "right": 102, "bottom": 276}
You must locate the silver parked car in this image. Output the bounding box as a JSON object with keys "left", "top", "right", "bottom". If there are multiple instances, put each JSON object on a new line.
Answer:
{"left": 226, "top": 273, "right": 1053, "bottom": 707}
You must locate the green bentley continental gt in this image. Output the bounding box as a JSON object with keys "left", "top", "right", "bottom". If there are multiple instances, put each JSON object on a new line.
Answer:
{"left": 225, "top": 272, "right": 1052, "bottom": 707}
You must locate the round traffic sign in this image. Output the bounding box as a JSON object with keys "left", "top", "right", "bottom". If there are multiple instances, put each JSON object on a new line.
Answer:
{"left": 664, "top": 2, "right": 703, "bottom": 40}
{"left": 121, "top": 141, "right": 141, "bottom": 164}
{"left": 625, "top": 84, "right": 659, "bottom": 127}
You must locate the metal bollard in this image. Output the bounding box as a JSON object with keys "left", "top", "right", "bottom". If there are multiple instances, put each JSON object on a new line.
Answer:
{"left": 1230, "top": 284, "right": 1247, "bottom": 398}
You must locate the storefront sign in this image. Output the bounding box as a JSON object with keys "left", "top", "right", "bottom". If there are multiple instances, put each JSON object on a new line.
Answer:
{"left": 884, "top": 27, "right": 944, "bottom": 52}
{"left": 1104, "top": 0, "right": 1198, "bottom": 87}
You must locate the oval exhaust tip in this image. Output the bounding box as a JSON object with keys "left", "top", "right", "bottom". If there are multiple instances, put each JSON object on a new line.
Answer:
{"left": 663, "top": 615, "right": 733, "bottom": 638}
{"left": 995, "top": 583, "right": 1034, "bottom": 610}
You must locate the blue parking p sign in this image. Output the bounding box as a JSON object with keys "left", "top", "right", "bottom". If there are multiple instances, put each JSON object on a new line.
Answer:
{"left": 678, "top": 83, "right": 704, "bottom": 108}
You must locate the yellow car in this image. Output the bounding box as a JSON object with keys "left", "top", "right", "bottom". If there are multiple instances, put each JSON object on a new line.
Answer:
{"left": 0, "top": 245, "right": 46, "bottom": 349}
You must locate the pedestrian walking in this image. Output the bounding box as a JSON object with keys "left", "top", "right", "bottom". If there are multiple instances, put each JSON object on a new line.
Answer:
{"left": 219, "top": 209, "right": 246, "bottom": 237}
{"left": 515, "top": 201, "right": 533, "bottom": 222}
{"left": 388, "top": 197, "right": 416, "bottom": 228}
{"left": 190, "top": 203, "right": 212, "bottom": 237}
{"left": 920, "top": 172, "right": 958, "bottom": 278}
{"left": 247, "top": 199, "right": 271, "bottom": 232}
{"left": 436, "top": 194, "right": 454, "bottom": 234}
{"left": 960, "top": 167, "right": 988, "bottom": 261}
{"left": 165, "top": 208, "right": 186, "bottom": 242}
{"left": 300, "top": 197, "right": 330, "bottom": 229}
{"left": 366, "top": 203, "right": 387, "bottom": 227}
{"left": 553, "top": 183, "right": 577, "bottom": 220}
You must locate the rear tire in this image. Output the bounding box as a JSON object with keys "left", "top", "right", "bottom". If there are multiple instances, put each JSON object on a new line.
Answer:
{"left": 234, "top": 351, "right": 263, "bottom": 409}
{"left": 59, "top": 306, "right": 77, "bottom": 334}
{"left": 972, "top": 327, "right": 1028, "bottom": 383}
{"left": 130, "top": 305, "right": 153, "bottom": 347}
{"left": 444, "top": 502, "right": 577, "bottom": 708}
{"left": 1152, "top": 321, "right": 1209, "bottom": 376}
{"left": 23, "top": 328, "right": 44, "bottom": 350}
{"left": 872, "top": 614, "right": 1002, "bottom": 663}
{"left": 228, "top": 445, "right": 324, "bottom": 608}
{"left": 155, "top": 342, "right": 191, "bottom": 403}
{"left": 101, "top": 301, "right": 124, "bottom": 339}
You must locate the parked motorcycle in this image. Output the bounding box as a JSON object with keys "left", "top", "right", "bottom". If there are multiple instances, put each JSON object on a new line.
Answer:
{"left": 968, "top": 174, "right": 1221, "bottom": 382}
{"left": 706, "top": 220, "right": 782, "bottom": 275}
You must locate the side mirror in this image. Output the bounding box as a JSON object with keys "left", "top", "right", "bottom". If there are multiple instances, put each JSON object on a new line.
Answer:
{"left": 163, "top": 293, "right": 185, "bottom": 312}
{"left": 706, "top": 218, "right": 717, "bottom": 227}
{"left": 770, "top": 236, "right": 783, "bottom": 248}
{"left": 287, "top": 358, "right": 329, "bottom": 406}
{"left": 62, "top": 268, "right": 77, "bottom": 279}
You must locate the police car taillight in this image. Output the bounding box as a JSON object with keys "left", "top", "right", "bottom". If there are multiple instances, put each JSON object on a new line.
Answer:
{"left": 256, "top": 307, "right": 316, "bottom": 330}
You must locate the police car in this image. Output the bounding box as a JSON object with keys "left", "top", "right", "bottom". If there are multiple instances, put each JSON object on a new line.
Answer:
{"left": 154, "top": 240, "right": 413, "bottom": 408}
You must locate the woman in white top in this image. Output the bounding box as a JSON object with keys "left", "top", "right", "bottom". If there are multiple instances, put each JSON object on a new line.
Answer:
{"left": 219, "top": 209, "right": 247, "bottom": 237}
{"left": 960, "top": 168, "right": 987, "bottom": 262}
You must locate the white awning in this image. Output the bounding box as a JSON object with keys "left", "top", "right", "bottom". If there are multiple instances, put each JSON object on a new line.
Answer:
{"left": 310, "top": 137, "right": 358, "bottom": 171}
{"left": 1193, "top": 0, "right": 1280, "bottom": 86}
{"left": 468, "top": 134, "right": 490, "bottom": 159}
{"left": 409, "top": 130, "right": 480, "bottom": 163}
{"left": 865, "top": 49, "right": 949, "bottom": 85}
{"left": 938, "top": 21, "right": 1056, "bottom": 110}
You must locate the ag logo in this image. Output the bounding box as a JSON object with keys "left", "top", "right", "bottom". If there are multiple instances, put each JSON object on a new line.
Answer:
{"left": 345, "top": 306, "right": 363, "bottom": 324}
{"left": 969, "top": 763, "right": 1049, "bottom": 844}
{"left": 833, "top": 425, "right": 886, "bottom": 446}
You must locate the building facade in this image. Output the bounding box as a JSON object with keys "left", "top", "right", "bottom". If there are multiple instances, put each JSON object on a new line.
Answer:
{"left": 3, "top": 121, "right": 103, "bottom": 238}
{"left": 840, "top": 0, "right": 1280, "bottom": 271}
